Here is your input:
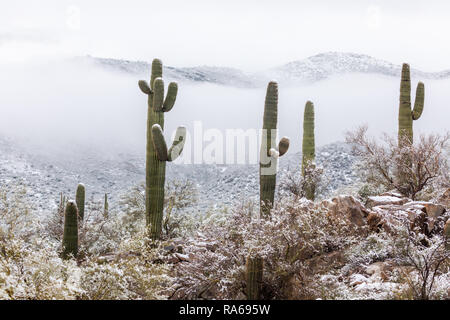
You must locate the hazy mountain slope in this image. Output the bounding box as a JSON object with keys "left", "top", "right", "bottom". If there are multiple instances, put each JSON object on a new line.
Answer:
{"left": 80, "top": 52, "right": 450, "bottom": 87}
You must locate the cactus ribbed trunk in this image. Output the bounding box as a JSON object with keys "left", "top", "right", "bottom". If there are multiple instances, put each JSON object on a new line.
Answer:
{"left": 246, "top": 256, "right": 263, "bottom": 300}
{"left": 302, "top": 101, "right": 315, "bottom": 200}
{"left": 75, "top": 184, "right": 85, "bottom": 220}
{"left": 259, "top": 82, "right": 278, "bottom": 217}
{"left": 398, "top": 63, "right": 425, "bottom": 146}
{"left": 62, "top": 201, "right": 78, "bottom": 259}
{"left": 146, "top": 105, "right": 166, "bottom": 239}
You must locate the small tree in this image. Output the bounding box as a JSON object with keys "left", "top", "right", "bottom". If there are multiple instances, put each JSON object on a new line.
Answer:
{"left": 393, "top": 220, "right": 450, "bottom": 300}
{"left": 346, "top": 126, "right": 448, "bottom": 200}
{"left": 279, "top": 163, "right": 323, "bottom": 201}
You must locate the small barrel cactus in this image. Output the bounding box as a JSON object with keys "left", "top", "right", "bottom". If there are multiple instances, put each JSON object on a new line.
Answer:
{"left": 398, "top": 63, "right": 424, "bottom": 145}
{"left": 138, "top": 58, "right": 187, "bottom": 239}
{"left": 62, "top": 200, "right": 78, "bottom": 259}
{"left": 259, "top": 81, "right": 290, "bottom": 217}
{"left": 75, "top": 183, "right": 85, "bottom": 220}
{"left": 246, "top": 255, "right": 263, "bottom": 300}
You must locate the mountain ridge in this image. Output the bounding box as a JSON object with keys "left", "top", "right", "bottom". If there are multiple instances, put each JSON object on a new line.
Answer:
{"left": 77, "top": 52, "right": 450, "bottom": 87}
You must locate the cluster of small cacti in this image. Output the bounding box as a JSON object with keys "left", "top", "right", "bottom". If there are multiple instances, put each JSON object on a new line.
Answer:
{"left": 61, "top": 185, "right": 84, "bottom": 259}
{"left": 138, "top": 59, "right": 187, "bottom": 240}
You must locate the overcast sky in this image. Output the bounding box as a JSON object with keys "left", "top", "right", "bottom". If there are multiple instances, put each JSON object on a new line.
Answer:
{"left": 2, "top": 0, "right": 450, "bottom": 71}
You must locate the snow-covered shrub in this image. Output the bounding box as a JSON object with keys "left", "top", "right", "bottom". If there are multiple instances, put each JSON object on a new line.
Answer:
{"left": 390, "top": 218, "right": 450, "bottom": 300}
{"left": 120, "top": 179, "right": 198, "bottom": 239}
{"left": 173, "top": 196, "right": 365, "bottom": 299}
{"left": 279, "top": 164, "right": 323, "bottom": 200}
{"left": 346, "top": 126, "right": 449, "bottom": 200}
{"left": 0, "top": 183, "right": 172, "bottom": 300}
{"left": 0, "top": 185, "right": 81, "bottom": 299}
{"left": 79, "top": 227, "right": 172, "bottom": 300}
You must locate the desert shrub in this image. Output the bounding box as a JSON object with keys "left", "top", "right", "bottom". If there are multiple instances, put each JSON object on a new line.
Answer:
{"left": 391, "top": 218, "right": 450, "bottom": 300}
{"left": 120, "top": 179, "right": 198, "bottom": 238}
{"left": 346, "top": 126, "right": 449, "bottom": 200}
{"left": 173, "top": 196, "right": 365, "bottom": 300}
{"left": 79, "top": 227, "right": 172, "bottom": 300}
{"left": 0, "top": 184, "right": 81, "bottom": 299}
{"left": 0, "top": 183, "right": 173, "bottom": 300}
{"left": 279, "top": 163, "right": 323, "bottom": 200}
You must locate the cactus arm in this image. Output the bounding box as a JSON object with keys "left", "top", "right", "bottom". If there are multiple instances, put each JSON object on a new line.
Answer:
{"left": 412, "top": 82, "right": 424, "bottom": 120}
{"left": 138, "top": 80, "right": 152, "bottom": 95}
{"left": 269, "top": 137, "right": 290, "bottom": 159}
{"left": 167, "top": 126, "right": 187, "bottom": 161}
{"left": 151, "top": 125, "right": 187, "bottom": 162}
{"left": 153, "top": 78, "right": 165, "bottom": 111}
{"left": 163, "top": 82, "right": 178, "bottom": 112}
{"left": 278, "top": 137, "right": 290, "bottom": 157}
{"left": 151, "top": 124, "right": 169, "bottom": 161}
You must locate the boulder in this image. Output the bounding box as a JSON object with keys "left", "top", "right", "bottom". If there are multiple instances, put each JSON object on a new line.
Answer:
{"left": 323, "top": 195, "right": 370, "bottom": 227}
{"left": 445, "top": 219, "right": 450, "bottom": 238}
{"left": 366, "top": 195, "right": 409, "bottom": 209}
{"left": 437, "top": 188, "right": 450, "bottom": 207}
{"left": 445, "top": 219, "right": 450, "bottom": 250}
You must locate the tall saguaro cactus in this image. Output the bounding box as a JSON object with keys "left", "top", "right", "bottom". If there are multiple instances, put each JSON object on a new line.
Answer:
{"left": 259, "top": 81, "right": 290, "bottom": 217}
{"left": 138, "top": 59, "right": 187, "bottom": 239}
{"left": 398, "top": 63, "right": 425, "bottom": 145}
{"left": 246, "top": 256, "right": 263, "bottom": 300}
{"left": 302, "top": 101, "right": 315, "bottom": 200}
{"left": 75, "top": 183, "right": 85, "bottom": 220}
{"left": 62, "top": 200, "right": 78, "bottom": 259}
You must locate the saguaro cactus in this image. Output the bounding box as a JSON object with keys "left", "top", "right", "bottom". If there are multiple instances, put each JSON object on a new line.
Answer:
{"left": 302, "top": 101, "right": 315, "bottom": 200}
{"left": 75, "top": 183, "right": 85, "bottom": 220}
{"left": 138, "top": 58, "right": 187, "bottom": 239}
{"left": 259, "top": 81, "right": 290, "bottom": 217}
{"left": 398, "top": 63, "right": 425, "bottom": 145}
{"left": 103, "top": 193, "right": 109, "bottom": 218}
{"left": 62, "top": 200, "right": 78, "bottom": 259}
{"left": 246, "top": 255, "right": 264, "bottom": 300}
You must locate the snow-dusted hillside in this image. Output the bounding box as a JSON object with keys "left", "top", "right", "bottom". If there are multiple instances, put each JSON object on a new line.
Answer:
{"left": 0, "top": 136, "right": 358, "bottom": 214}
{"left": 80, "top": 52, "right": 450, "bottom": 87}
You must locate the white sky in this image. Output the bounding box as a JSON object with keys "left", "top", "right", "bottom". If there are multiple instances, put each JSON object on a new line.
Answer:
{"left": 1, "top": 0, "right": 450, "bottom": 71}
